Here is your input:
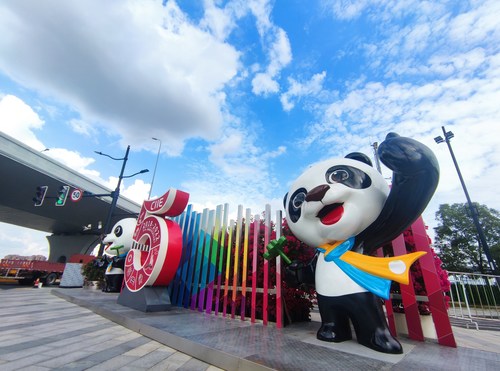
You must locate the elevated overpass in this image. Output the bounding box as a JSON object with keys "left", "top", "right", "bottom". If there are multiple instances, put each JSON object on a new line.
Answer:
{"left": 0, "top": 132, "right": 141, "bottom": 262}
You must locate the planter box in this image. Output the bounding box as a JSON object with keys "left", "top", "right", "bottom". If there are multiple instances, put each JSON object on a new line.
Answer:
{"left": 393, "top": 312, "right": 437, "bottom": 339}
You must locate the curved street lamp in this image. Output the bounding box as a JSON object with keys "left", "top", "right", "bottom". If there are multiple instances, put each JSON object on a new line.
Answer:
{"left": 148, "top": 137, "right": 162, "bottom": 199}
{"left": 95, "top": 145, "right": 148, "bottom": 256}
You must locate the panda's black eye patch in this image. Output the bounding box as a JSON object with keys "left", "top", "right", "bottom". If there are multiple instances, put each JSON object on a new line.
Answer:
{"left": 325, "top": 166, "right": 372, "bottom": 189}
{"left": 329, "top": 169, "right": 349, "bottom": 182}
{"left": 287, "top": 187, "right": 307, "bottom": 223}
{"left": 114, "top": 225, "right": 123, "bottom": 237}
{"left": 292, "top": 191, "right": 306, "bottom": 209}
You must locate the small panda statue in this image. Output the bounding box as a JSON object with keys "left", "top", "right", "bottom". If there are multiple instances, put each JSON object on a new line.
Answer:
{"left": 102, "top": 218, "right": 137, "bottom": 292}
{"left": 283, "top": 133, "right": 439, "bottom": 354}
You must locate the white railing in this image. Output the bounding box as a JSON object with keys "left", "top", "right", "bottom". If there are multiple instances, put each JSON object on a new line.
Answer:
{"left": 447, "top": 271, "right": 500, "bottom": 329}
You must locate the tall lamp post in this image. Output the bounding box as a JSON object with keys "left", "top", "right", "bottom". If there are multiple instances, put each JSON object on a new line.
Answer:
{"left": 148, "top": 137, "right": 162, "bottom": 200}
{"left": 434, "top": 126, "right": 498, "bottom": 275}
{"left": 95, "top": 145, "right": 149, "bottom": 256}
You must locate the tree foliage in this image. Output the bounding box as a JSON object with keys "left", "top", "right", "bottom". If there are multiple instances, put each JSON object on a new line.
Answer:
{"left": 434, "top": 203, "right": 500, "bottom": 273}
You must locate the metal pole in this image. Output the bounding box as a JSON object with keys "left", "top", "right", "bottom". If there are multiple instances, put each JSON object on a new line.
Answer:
{"left": 441, "top": 126, "right": 498, "bottom": 276}
{"left": 98, "top": 145, "right": 130, "bottom": 256}
{"left": 148, "top": 138, "right": 161, "bottom": 200}
{"left": 371, "top": 142, "right": 382, "bottom": 174}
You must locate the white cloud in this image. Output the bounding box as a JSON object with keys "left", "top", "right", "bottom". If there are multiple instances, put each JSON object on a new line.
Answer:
{"left": 447, "top": 0, "right": 500, "bottom": 46}
{"left": 0, "top": 223, "right": 49, "bottom": 258}
{"left": 293, "top": 2, "right": 500, "bottom": 231}
{"left": 121, "top": 179, "right": 150, "bottom": 204}
{"left": 192, "top": 115, "right": 287, "bottom": 215}
{"left": 252, "top": 72, "right": 280, "bottom": 95}
{"left": 300, "top": 74, "right": 500, "bottom": 242}
{"left": 0, "top": 95, "right": 45, "bottom": 150}
{"left": 252, "top": 28, "right": 292, "bottom": 95}
{"left": 200, "top": 0, "right": 237, "bottom": 40}
{"left": 68, "top": 119, "right": 98, "bottom": 138}
{"left": 184, "top": 0, "right": 293, "bottom": 100}
{"left": 403, "top": 23, "right": 431, "bottom": 53}
{"left": 248, "top": 0, "right": 273, "bottom": 34}
{"left": 0, "top": 0, "right": 240, "bottom": 156}
{"left": 208, "top": 128, "right": 264, "bottom": 178}
{"left": 323, "top": 0, "right": 372, "bottom": 20}
{"left": 280, "top": 71, "right": 327, "bottom": 111}
{"left": 262, "top": 145, "right": 286, "bottom": 160}
{"left": 267, "top": 29, "right": 292, "bottom": 75}
{"left": 366, "top": 1, "right": 499, "bottom": 79}
{"left": 43, "top": 148, "right": 100, "bottom": 179}
{"left": 0, "top": 95, "right": 151, "bottom": 203}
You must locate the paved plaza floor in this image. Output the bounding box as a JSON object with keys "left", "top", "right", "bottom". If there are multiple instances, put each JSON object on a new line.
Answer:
{"left": 0, "top": 285, "right": 222, "bottom": 371}
{"left": 1, "top": 284, "right": 499, "bottom": 370}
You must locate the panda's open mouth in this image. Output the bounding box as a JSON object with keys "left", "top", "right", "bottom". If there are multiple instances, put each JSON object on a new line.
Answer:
{"left": 317, "top": 203, "right": 344, "bottom": 225}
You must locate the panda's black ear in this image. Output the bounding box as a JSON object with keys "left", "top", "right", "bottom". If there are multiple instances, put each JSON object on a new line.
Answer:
{"left": 283, "top": 192, "right": 288, "bottom": 209}
{"left": 345, "top": 152, "right": 373, "bottom": 166}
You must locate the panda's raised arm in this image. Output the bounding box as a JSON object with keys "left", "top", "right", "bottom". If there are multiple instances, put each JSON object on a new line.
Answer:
{"left": 354, "top": 133, "right": 439, "bottom": 255}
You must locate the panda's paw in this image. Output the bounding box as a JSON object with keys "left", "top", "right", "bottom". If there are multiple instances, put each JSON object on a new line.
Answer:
{"left": 378, "top": 133, "right": 438, "bottom": 175}
{"left": 317, "top": 323, "right": 352, "bottom": 343}
{"left": 366, "top": 328, "right": 403, "bottom": 354}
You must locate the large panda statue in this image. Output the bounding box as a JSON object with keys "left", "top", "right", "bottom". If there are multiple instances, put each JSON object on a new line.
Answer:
{"left": 102, "top": 218, "right": 137, "bottom": 292}
{"left": 283, "top": 133, "right": 439, "bottom": 354}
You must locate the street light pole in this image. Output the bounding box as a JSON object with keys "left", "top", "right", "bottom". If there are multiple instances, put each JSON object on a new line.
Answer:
{"left": 95, "top": 145, "right": 148, "bottom": 257}
{"left": 148, "top": 137, "right": 162, "bottom": 200}
{"left": 96, "top": 145, "right": 130, "bottom": 257}
{"left": 434, "top": 126, "right": 498, "bottom": 275}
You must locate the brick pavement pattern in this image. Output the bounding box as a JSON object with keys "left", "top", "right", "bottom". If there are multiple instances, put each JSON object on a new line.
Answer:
{"left": 2, "top": 284, "right": 500, "bottom": 370}
{"left": 0, "top": 286, "right": 222, "bottom": 371}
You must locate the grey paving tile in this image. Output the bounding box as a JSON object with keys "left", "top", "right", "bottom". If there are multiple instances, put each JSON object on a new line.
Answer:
{"left": 4, "top": 284, "right": 500, "bottom": 371}
{"left": 177, "top": 357, "right": 219, "bottom": 371}
{"left": 13, "top": 366, "right": 50, "bottom": 371}
{"left": 38, "top": 350, "right": 95, "bottom": 368}
{"left": 0, "top": 323, "right": 114, "bottom": 356}
{"left": 123, "top": 347, "right": 179, "bottom": 369}
{"left": 147, "top": 351, "right": 192, "bottom": 370}
{"left": 52, "top": 359, "right": 100, "bottom": 371}
{"left": 71, "top": 336, "right": 152, "bottom": 366}
{"left": 84, "top": 354, "right": 139, "bottom": 370}
{"left": 0, "top": 344, "right": 53, "bottom": 362}
{"left": 0, "top": 353, "right": 53, "bottom": 371}
{"left": 0, "top": 286, "right": 211, "bottom": 371}
{"left": 392, "top": 342, "right": 500, "bottom": 371}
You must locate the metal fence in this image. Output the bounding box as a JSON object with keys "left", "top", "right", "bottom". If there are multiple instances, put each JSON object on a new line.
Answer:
{"left": 169, "top": 204, "right": 286, "bottom": 327}
{"left": 447, "top": 271, "right": 500, "bottom": 329}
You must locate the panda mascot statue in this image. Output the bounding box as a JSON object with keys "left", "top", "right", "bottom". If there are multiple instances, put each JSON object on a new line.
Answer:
{"left": 101, "top": 218, "right": 137, "bottom": 292}
{"left": 283, "top": 133, "right": 439, "bottom": 354}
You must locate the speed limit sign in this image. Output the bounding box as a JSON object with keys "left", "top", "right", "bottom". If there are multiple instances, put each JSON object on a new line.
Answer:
{"left": 70, "top": 188, "right": 83, "bottom": 202}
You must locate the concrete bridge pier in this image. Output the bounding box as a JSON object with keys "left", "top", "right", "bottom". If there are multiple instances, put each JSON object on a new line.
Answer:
{"left": 47, "top": 234, "right": 101, "bottom": 262}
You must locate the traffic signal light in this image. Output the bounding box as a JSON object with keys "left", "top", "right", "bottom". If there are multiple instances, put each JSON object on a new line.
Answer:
{"left": 33, "top": 186, "right": 48, "bottom": 207}
{"left": 55, "top": 185, "right": 70, "bottom": 206}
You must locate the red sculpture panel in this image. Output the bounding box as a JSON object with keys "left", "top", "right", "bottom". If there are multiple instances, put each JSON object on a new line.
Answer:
{"left": 124, "top": 188, "right": 189, "bottom": 292}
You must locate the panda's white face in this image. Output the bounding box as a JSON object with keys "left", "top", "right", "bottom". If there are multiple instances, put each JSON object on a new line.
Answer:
{"left": 285, "top": 158, "right": 389, "bottom": 247}
{"left": 102, "top": 218, "right": 137, "bottom": 257}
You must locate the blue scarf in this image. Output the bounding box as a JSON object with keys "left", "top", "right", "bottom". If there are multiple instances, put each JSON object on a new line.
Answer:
{"left": 317, "top": 237, "right": 391, "bottom": 299}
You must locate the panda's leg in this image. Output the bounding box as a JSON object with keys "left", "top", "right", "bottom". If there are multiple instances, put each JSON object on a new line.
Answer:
{"left": 316, "top": 294, "right": 352, "bottom": 342}
{"left": 105, "top": 274, "right": 123, "bottom": 292}
{"left": 346, "top": 292, "right": 403, "bottom": 354}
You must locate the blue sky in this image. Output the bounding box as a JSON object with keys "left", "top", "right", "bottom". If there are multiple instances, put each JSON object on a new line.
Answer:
{"left": 1, "top": 0, "right": 499, "bottom": 258}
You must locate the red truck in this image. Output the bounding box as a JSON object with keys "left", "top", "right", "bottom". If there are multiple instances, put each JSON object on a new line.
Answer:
{"left": 0, "top": 259, "right": 66, "bottom": 286}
